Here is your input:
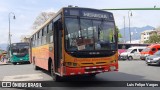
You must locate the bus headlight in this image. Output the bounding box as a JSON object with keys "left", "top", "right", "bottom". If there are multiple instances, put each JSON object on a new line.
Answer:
{"left": 65, "top": 62, "right": 78, "bottom": 67}
{"left": 73, "top": 63, "right": 77, "bottom": 66}
{"left": 66, "top": 62, "right": 72, "bottom": 66}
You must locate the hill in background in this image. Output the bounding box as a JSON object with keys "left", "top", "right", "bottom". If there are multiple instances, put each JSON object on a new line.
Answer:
{"left": 119, "top": 25, "right": 155, "bottom": 42}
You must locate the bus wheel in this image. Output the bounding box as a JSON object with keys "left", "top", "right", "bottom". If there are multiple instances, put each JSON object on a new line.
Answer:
{"left": 89, "top": 73, "right": 97, "bottom": 77}
{"left": 34, "top": 65, "right": 40, "bottom": 70}
{"left": 13, "top": 62, "right": 17, "bottom": 65}
{"left": 50, "top": 62, "right": 61, "bottom": 81}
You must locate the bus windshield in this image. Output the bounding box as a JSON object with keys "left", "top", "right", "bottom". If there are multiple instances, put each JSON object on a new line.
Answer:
{"left": 65, "top": 17, "right": 116, "bottom": 51}
{"left": 11, "top": 44, "right": 29, "bottom": 56}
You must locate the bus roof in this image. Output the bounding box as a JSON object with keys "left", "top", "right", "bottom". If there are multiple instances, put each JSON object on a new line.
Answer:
{"left": 11, "top": 42, "right": 29, "bottom": 44}
{"left": 30, "top": 7, "right": 113, "bottom": 38}
{"left": 148, "top": 44, "right": 160, "bottom": 48}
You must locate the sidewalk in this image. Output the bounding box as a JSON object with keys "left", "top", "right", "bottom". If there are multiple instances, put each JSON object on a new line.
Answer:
{"left": 0, "top": 59, "right": 11, "bottom": 65}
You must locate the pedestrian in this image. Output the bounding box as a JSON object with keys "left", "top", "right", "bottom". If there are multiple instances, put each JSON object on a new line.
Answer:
{"left": 1, "top": 55, "right": 4, "bottom": 62}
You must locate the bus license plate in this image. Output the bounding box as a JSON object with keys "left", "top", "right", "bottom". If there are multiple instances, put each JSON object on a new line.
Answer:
{"left": 78, "top": 45, "right": 85, "bottom": 50}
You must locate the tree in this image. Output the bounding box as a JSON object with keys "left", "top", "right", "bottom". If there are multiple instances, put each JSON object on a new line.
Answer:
{"left": 32, "top": 12, "right": 55, "bottom": 30}
{"left": 116, "top": 26, "right": 122, "bottom": 39}
{"left": 144, "top": 33, "right": 160, "bottom": 43}
{"left": 115, "top": 26, "right": 122, "bottom": 42}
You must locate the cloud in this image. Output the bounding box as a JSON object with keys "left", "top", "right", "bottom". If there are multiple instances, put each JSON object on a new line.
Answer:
{"left": 0, "top": 2, "right": 9, "bottom": 12}
{"left": 19, "top": 14, "right": 27, "bottom": 19}
{"left": 110, "top": 10, "right": 160, "bottom": 29}
{"left": 0, "top": 28, "right": 9, "bottom": 44}
{"left": 0, "top": 7, "right": 8, "bottom": 12}
{"left": 24, "top": 0, "right": 37, "bottom": 4}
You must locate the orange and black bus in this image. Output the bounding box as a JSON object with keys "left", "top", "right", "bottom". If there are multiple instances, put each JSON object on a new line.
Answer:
{"left": 30, "top": 7, "right": 118, "bottom": 81}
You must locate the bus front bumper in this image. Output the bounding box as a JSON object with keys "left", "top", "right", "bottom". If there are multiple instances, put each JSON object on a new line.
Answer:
{"left": 64, "top": 63, "right": 118, "bottom": 76}
{"left": 11, "top": 58, "right": 29, "bottom": 63}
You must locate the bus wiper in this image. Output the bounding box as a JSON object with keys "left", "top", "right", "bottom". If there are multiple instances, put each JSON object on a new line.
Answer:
{"left": 98, "top": 26, "right": 101, "bottom": 41}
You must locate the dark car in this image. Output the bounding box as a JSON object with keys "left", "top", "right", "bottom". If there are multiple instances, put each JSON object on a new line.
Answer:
{"left": 145, "top": 50, "right": 160, "bottom": 65}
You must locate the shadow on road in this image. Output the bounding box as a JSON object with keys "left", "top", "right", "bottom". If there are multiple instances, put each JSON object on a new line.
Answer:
{"left": 36, "top": 67, "right": 151, "bottom": 82}
{"left": 9, "top": 68, "right": 158, "bottom": 90}
{"left": 147, "top": 65, "right": 160, "bottom": 67}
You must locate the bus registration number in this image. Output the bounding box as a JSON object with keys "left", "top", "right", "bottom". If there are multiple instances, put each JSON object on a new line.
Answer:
{"left": 78, "top": 45, "right": 85, "bottom": 50}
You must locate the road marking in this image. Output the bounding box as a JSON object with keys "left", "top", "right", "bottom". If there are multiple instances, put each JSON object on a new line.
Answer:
{"left": 2, "top": 74, "right": 43, "bottom": 81}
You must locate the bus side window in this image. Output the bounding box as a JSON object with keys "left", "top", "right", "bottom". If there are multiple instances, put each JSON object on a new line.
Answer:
{"left": 46, "top": 22, "right": 54, "bottom": 44}
{"left": 31, "top": 37, "right": 33, "bottom": 47}
{"left": 43, "top": 26, "right": 47, "bottom": 44}
{"left": 39, "top": 30, "right": 42, "bottom": 46}
{"left": 35, "top": 33, "right": 37, "bottom": 46}
{"left": 48, "top": 22, "right": 53, "bottom": 32}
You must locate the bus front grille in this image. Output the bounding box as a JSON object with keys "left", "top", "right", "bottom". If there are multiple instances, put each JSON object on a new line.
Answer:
{"left": 85, "top": 68, "right": 104, "bottom": 72}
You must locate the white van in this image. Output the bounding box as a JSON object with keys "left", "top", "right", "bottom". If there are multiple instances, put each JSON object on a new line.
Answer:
{"left": 119, "top": 46, "right": 146, "bottom": 60}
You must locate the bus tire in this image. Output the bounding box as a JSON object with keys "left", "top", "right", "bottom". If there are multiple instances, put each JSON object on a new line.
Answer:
{"left": 50, "top": 62, "right": 61, "bottom": 82}
{"left": 35, "top": 65, "right": 40, "bottom": 70}
{"left": 27, "top": 61, "right": 31, "bottom": 64}
{"left": 13, "top": 62, "right": 17, "bottom": 65}
{"left": 89, "top": 73, "right": 97, "bottom": 77}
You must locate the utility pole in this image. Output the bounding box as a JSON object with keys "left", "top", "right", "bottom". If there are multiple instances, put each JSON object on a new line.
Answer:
{"left": 123, "top": 16, "right": 125, "bottom": 43}
{"left": 8, "top": 12, "right": 16, "bottom": 61}
{"left": 128, "top": 10, "right": 132, "bottom": 43}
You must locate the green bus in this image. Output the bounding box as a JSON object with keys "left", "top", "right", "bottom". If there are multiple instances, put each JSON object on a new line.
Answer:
{"left": 9, "top": 42, "right": 30, "bottom": 65}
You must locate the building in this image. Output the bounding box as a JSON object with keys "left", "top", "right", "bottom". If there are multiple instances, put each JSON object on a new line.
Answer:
{"left": 20, "top": 35, "right": 30, "bottom": 42}
{"left": 140, "top": 30, "right": 156, "bottom": 44}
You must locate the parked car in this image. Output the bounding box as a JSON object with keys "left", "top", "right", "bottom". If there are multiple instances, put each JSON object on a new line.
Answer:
{"left": 119, "top": 46, "right": 146, "bottom": 60}
{"left": 146, "top": 50, "right": 160, "bottom": 65}
{"left": 140, "top": 44, "right": 160, "bottom": 60}
{"left": 118, "top": 49, "right": 127, "bottom": 59}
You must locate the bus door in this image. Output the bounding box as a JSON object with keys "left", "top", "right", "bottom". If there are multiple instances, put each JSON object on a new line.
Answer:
{"left": 54, "top": 19, "right": 62, "bottom": 73}
{"left": 29, "top": 38, "right": 33, "bottom": 63}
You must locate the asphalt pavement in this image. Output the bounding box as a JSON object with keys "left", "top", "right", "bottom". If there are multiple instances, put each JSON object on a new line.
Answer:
{"left": 0, "top": 60, "right": 160, "bottom": 90}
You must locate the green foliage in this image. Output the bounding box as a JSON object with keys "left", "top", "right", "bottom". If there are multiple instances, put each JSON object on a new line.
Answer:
{"left": 144, "top": 33, "right": 160, "bottom": 43}
{"left": 115, "top": 26, "right": 122, "bottom": 42}
{"left": 99, "top": 26, "right": 122, "bottom": 42}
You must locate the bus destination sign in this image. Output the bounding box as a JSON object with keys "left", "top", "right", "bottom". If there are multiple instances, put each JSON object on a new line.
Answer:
{"left": 83, "top": 12, "right": 108, "bottom": 19}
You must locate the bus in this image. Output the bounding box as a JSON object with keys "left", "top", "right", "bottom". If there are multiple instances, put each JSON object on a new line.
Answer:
{"left": 118, "top": 43, "right": 150, "bottom": 50}
{"left": 9, "top": 42, "right": 29, "bottom": 65}
{"left": 30, "top": 7, "right": 118, "bottom": 81}
{"left": 118, "top": 43, "right": 150, "bottom": 54}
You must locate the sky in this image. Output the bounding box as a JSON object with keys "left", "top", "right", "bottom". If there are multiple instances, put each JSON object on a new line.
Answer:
{"left": 0, "top": 0, "right": 160, "bottom": 45}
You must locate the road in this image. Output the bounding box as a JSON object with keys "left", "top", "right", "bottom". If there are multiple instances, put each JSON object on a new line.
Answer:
{"left": 0, "top": 60, "right": 160, "bottom": 90}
